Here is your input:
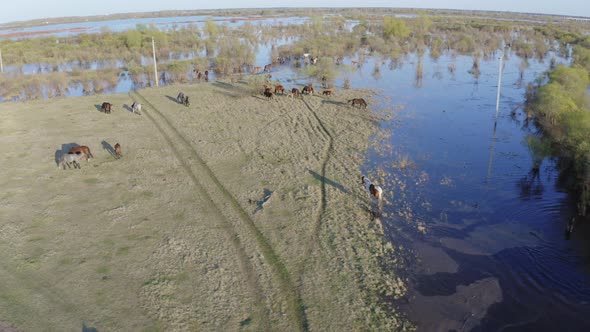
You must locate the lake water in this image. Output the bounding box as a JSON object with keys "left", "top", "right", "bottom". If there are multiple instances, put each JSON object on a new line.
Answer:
{"left": 2, "top": 15, "right": 590, "bottom": 331}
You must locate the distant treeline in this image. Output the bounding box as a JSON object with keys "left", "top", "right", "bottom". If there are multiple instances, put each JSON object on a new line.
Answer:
{"left": 1, "top": 9, "right": 589, "bottom": 100}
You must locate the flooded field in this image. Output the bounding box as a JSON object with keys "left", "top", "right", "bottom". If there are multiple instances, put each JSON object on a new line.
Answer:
{"left": 1, "top": 11, "right": 590, "bottom": 331}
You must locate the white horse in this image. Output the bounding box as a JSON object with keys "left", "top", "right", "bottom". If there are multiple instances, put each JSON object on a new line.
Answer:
{"left": 361, "top": 175, "right": 383, "bottom": 201}
{"left": 131, "top": 102, "right": 142, "bottom": 114}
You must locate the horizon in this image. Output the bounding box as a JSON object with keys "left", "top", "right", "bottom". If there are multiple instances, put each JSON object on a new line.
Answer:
{"left": 1, "top": 1, "right": 589, "bottom": 25}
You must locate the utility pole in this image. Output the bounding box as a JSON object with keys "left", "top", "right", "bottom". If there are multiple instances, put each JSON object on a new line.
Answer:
{"left": 0, "top": 48, "right": 4, "bottom": 73}
{"left": 494, "top": 51, "right": 504, "bottom": 128}
{"left": 152, "top": 37, "right": 158, "bottom": 87}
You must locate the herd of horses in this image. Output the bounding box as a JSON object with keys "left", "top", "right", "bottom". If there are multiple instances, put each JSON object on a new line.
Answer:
{"left": 260, "top": 84, "right": 368, "bottom": 109}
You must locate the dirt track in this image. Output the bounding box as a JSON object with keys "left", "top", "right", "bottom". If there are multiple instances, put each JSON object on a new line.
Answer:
{"left": 0, "top": 81, "right": 409, "bottom": 331}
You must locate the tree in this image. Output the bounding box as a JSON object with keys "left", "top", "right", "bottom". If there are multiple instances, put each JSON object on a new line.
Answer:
{"left": 383, "top": 17, "right": 409, "bottom": 40}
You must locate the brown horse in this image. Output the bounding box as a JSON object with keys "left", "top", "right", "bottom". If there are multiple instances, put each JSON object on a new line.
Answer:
{"left": 68, "top": 146, "right": 93, "bottom": 161}
{"left": 322, "top": 90, "right": 333, "bottom": 96}
{"left": 114, "top": 143, "right": 122, "bottom": 158}
{"left": 263, "top": 64, "right": 272, "bottom": 72}
{"left": 348, "top": 98, "right": 367, "bottom": 109}
{"left": 274, "top": 85, "right": 285, "bottom": 95}
{"left": 302, "top": 86, "right": 314, "bottom": 95}
{"left": 101, "top": 102, "right": 112, "bottom": 113}
{"left": 264, "top": 91, "right": 274, "bottom": 100}
{"left": 252, "top": 66, "right": 262, "bottom": 73}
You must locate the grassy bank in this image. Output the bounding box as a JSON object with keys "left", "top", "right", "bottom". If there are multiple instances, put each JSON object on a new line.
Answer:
{"left": 0, "top": 81, "right": 410, "bottom": 330}
{"left": 525, "top": 45, "right": 590, "bottom": 215}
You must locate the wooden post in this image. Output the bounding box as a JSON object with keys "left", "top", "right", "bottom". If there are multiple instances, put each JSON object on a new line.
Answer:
{"left": 0, "top": 48, "right": 4, "bottom": 73}
{"left": 152, "top": 37, "right": 158, "bottom": 87}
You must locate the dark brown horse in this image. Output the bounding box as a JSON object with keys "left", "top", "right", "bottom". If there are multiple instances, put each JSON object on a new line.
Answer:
{"left": 264, "top": 91, "right": 273, "bottom": 100}
{"left": 288, "top": 88, "right": 300, "bottom": 99}
{"left": 68, "top": 146, "right": 93, "bottom": 161}
{"left": 302, "top": 86, "right": 314, "bottom": 95}
{"left": 263, "top": 64, "right": 272, "bottom": 72}
{"left": 348, "top": 98, "right": 367, "bottom": 109}
{"left": 101, "top": 102, "right": 112, "bottom": 113}
{"left": 322, "top": 90, "right": 333, "bottom": 96}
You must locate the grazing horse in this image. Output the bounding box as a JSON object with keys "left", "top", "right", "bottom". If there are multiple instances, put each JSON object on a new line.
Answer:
{"left": 263, "top": 85, "right": 273, "bottom": 94}
{"left": 302, "top": 86, "right": 314, "bottom": 95}
{"left": 263, "top": 64, "right": 272, "bottom": 73}
{"left": 59, "top": 153, "right": 85, "bottom": 169}
{"left": 322, "top": 90, "right": 333, "bottom": 96}
{"left": 101, "top": 102, "right": 112, "bottom": 113}
{"left": 131, "top": 102, "right": 142, "bottom": 114}
{"left": 288, "top": 88, "right": 300, "bottom": 99}
{"left": 252, "top": 66, "right": 262, "bottom": 74}
{"left": 362, "top": 176, "right": 383, "bottom": 201}
{"left": 183, "top": 96, "right": 190, "bottom": 107}
{"left": 274, "top": 85, "right": 285, "bottom": 95}
{"left": 263, "top": 91, "right": 273, "bottom": 100}
{"left": 177, "top": 92, "right": 185, "bottom": 104}
{"left": 68, "top": 146, "right": 93, "bottom": 161}
{"left": 348, "top": 98, "right": 368, "bottom": 109}
{"left": 114, "top": 143, "right": 122, "bottom": 158}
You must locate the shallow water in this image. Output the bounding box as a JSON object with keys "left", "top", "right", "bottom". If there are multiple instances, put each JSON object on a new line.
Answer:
{"left": 3, "top": 15, "right": 590, "bottom": 330}
{"left": 355, "top": 52, "right": 590, "bottom": 329}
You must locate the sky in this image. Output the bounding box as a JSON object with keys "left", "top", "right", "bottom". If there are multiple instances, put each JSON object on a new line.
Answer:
{"left": 1, "top": 0, "right": 588, "bottom": 24}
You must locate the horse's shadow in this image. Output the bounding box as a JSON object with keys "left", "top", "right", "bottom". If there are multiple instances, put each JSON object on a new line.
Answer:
{"left": 308, "top": 169, "right": 349, "bottom": 194}
{"left": 82, "top": 322, "right": 98, "bottom": 332}
{"left": 165, "top": 95, "right": 180, "bottom": 104}
{"left": 321, "top": 99, "right": 348, "bottom": 107}
{"left": 54, "top": 143, "right": 80, "bottom": 166}
{"left": 123, "top": 104, "right": 133, "bottom": 113}
{"left": 93, "top": 104, "right": 103, "bottom": 112}
{"left": 101, "top": 140, "right": 118, "bottom": 159}
{"left": 252, "top": 188, "right": 273, "bottom": 215}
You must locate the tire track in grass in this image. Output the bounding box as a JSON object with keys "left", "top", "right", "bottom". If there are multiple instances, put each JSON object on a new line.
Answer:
{"left": 132, "top": 91, "right": 308, "bottom": 331}
{"left": 301, "top": 97, "right": 334, "bottom": 250}
{"left": 129, "top": 92, "right": 270, "bottom": 331}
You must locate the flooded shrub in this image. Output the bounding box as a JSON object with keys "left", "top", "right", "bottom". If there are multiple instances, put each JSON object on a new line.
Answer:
{"left": 382, "top": 17, "right": 410, "bottom": 40}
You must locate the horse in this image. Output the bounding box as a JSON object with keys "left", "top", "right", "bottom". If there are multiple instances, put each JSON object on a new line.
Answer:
{"left": 274, "top": 85, "right": 285, "bottom": 95}
{"left": 183, "top": 96, "right": 190, "bottom": 107}
{"left": 263, "top": 85, "right": 273, "bottom": 94}
{"left": 322, "top": 90, "right": 333, "bottom": 96}
{"left": 101, "top": 102, "right": 112, "bottom": 113}
{"left": 263, "top": 64, "right": 272, "bottom": 73}
{"left": 59, "top": 153, "right": 85, "bottom": 169}
{"left": 131, "top": 102, "right": 142, "bottom": 114}
{"left": 177, "top": 92, "right": 185, "bottom": 104}
{"left": 252, "top": 66, "right": 262, "bottom": 74}
{"left": 361, "top": 176, "right": 383, "bottom": 201}
{"left": 264, "top": 91, "right": 273, "bottom": 100}
{"left": 204, "top": 70, "right": 209, "bottom": 82}
{"left": 114, "top": 143, "right": 122, "bottom": 158}
{"left": 68, "top": 146, "right": 93, "bottom": 161}
{"left": 302, "top": 86, "right": 314, "bottom": 95}
{"left": 348, "top": 98, "right": 367, "bottom": 109}
{"left": 288, "top": 88, "right": 300, "bottom": 99}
